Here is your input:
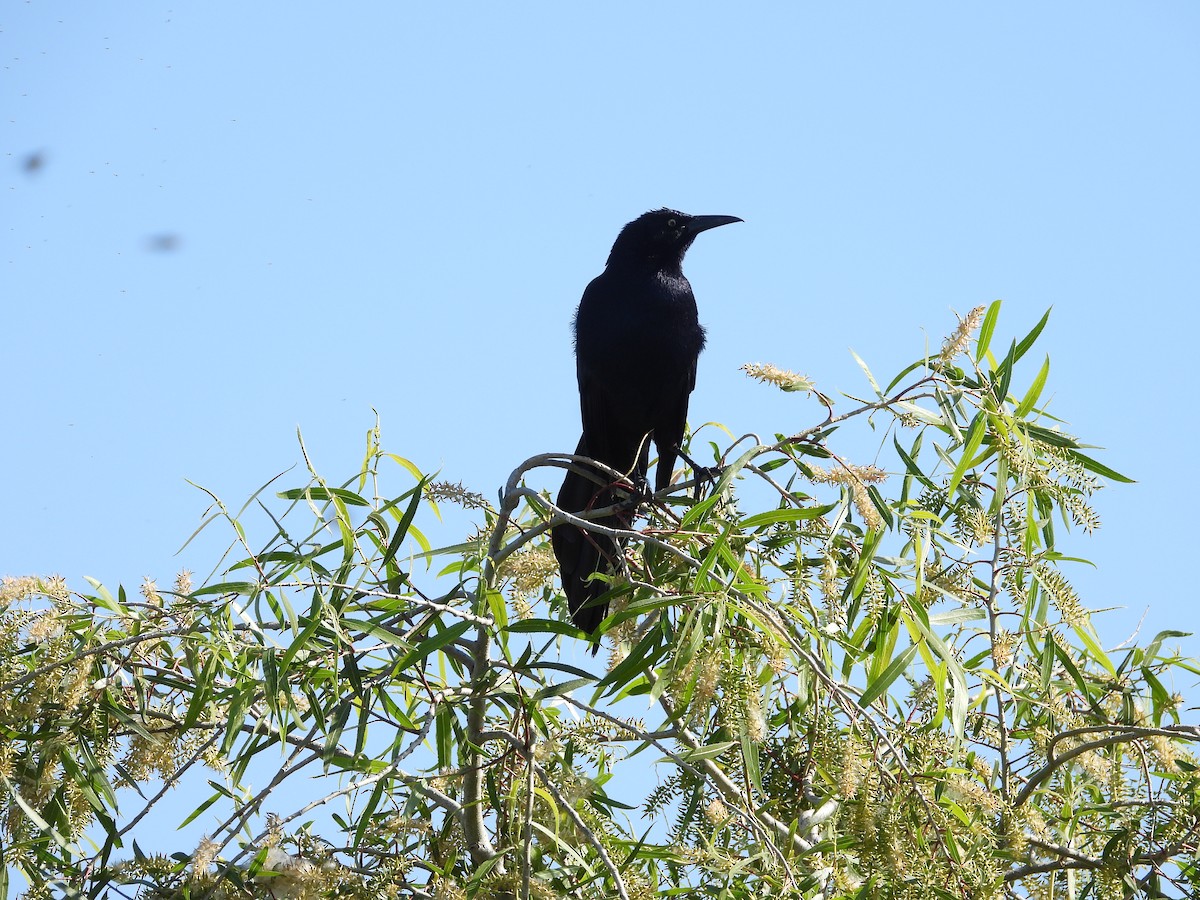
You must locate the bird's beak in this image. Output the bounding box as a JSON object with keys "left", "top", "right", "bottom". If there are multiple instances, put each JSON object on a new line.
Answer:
{"left": 688, "top": 214, "right": 744, "bottom": 234}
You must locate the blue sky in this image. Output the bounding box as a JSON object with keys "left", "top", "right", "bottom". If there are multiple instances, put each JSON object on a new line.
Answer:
{"left": 4, "top": 4, "right": 1198, "bottom": 680}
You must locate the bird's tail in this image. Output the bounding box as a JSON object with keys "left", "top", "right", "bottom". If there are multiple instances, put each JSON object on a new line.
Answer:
{"left": 551, "top": 440, "right": 629, "bottom": 639}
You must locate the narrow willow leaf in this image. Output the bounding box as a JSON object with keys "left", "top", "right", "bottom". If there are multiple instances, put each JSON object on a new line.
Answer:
{"left": 1014, "top": 355, "right": 1051, "bottom": 418}
{"left": 435, "top": 704, "right": 453, "bottom": 770}
{"left": 1024, "top": 422, "right": 1081, "bottom": 449}
{"left": 506, "top": 618, "right": 590, "bottom": 638}
{"left": 191, "top": 581, "right": 259, "bottom": 598}
{"left": 353, "top": 780, "right": 388, "bottom": 850}
{"left": 596, "top": 629, "right": 668, "bottom": 699}
{"left": 673, "top": 741, "right": 738, "bottom": 763}
{"left": 1, "top": 775, "right": 75, "bottom": 853}
{"left": 679, "top": 492, "right": 721, "bottom": 530}
{"left": 1040, "top": 634, "right": 1056, "bottom": 691}
{"left": 83, "top": 577, "right": 123, "bottom": 614}
{"left": 342, "top": 619, "right": 413, "bottom": 650}
{"left": 179, "top": 790, "right": 225, "bottom": 829}
{"left": 1072, "top": 624, "right": 1116, "bottom": 676}
{"left": 946, "top": 411, "right": 986, "bottom": 500}
{"left": 532, "top": 678, "right": 593, "bottom": 702}
{"left": 382, "top": 480, "right": 428, "bottom": 568}
{"left": 905, "top": 604, "right": 968, "bottom": 738}
{"left": 1141, "top": 666, "right": 1171, "bottom": 714}
{"left": 1053, "top": 642, "right": 1101, "bottom": 714}
{"left": 691, "top": 523, "right": 734, "bottom": 592}
{"left": 741, "top": 729, "right": 763, "bottom": 793}
{"left": 738, "top": 503, "right": 837, "bottom": 530}
{"left": 279, "top": 609, "right": 324, "bottom": 677}
{"left": 391, "top": 620, "right": 472, "bottom": 674}
{"left": 1144, "top": 630, "right": 1190, "bottom": 662}
{"left": 860, "top": 645, "right": 919, "bottom": 709}
{"left": 894, "top": 401, "right": 945, "bottom": 426}
{"left": 885, "top": 357, "right": 931, "bottom": 393}
{"left": 893, "top": 435, "right": 936, "bottom": 491}
{"left": 1013, "top": 307, "right": 1052, "bottom": 364}
{"left": 276, "top": 486, "right": 371, "bottom": 506}
{"left": 975, "top": 300, "right": 1002, "bottom": 362}
{"left": 385, "top": 452, "right": 427, "bottom": 482}
{"left": 1070, "top": 450, "right": 1135, "bottom": 484}
{"left": 849, "top": 348, "right": 883, "bottom": 397}
{"left": 927, "top": 607, "right": 986, "bottom": 626}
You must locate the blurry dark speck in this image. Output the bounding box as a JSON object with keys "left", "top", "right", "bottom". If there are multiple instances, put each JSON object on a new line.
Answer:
{"left": 22, "top": 151, "right": 45, "bottom": 175}
{"left": 146, "top": 233, "right": 182, "bottom": 253}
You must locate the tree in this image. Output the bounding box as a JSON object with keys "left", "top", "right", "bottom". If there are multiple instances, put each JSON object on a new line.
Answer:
{"left": 2, "top": 302, "right": 1197, "bottom": 900}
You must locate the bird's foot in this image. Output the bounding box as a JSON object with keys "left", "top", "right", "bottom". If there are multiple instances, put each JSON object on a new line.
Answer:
{"left": 674, "top": 447, "right": 723, "bottom": 497}
{"left": 608, "top": 474, "right": 652, "bottom": 509}
{"left": 633, "top": 473, "right": 653, "bottom": 501}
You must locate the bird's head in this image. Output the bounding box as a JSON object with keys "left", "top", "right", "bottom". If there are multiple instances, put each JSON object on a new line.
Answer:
{"left": 607, "top": 208, "right": 742, "bottom": 269}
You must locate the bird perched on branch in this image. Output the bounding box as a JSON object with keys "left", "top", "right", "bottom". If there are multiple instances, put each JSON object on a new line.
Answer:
{"left": 552, "top": 208, "right": 742, "bottom": 638}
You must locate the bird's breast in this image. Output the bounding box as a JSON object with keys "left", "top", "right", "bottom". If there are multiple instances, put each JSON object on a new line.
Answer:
{"left": 574, "top": 269, "right": 703, "bottom": 371}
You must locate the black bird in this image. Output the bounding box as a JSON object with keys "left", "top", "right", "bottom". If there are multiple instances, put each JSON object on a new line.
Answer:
{"left": 552, "top": 208, "right": 742, "bottom": 637}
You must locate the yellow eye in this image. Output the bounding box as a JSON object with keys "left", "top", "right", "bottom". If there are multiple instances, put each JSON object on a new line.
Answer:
{"left": 667, "top": 218, "right": 677, "bottom": 228}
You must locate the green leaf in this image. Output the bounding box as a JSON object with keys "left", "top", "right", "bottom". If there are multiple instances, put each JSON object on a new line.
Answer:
{"left": 672, "top": 741, "right": 738, "bottom": 764}
{"left": 946, "top": 411, "right": 987, "bottom": 500}
{"left": 341, "top": 619, "right": 412, "bottom": 650}
{"left": 893, "top": 435, "right": 936, "bottom": 491}
{"left": 975, "top": 300, "right": 1002, "bottom": 362}
{"left": 596, "top": 629, "right": 668, "bottom": 699}
{"left": 849, "top": 348, "right": 883, "bottom": 397}
{"left": 385, "top": 452, "right": 427, "bottom": 483}
{"left": 1013, "top": 307, "right": 1052, "bottom": 364}
{"left": 276, "top": 486, "right": 371, "bottom": 506}
{"left": 1072, "top": 624, "right": 1116, "bottom": 676}
{"left": 1069, "top": 450, "right": 1135, "bottom": 484}
{"left": 83, "top": 577, "right": 123, "bottom": 614}
{"left": 1054, "top": 642, "right": 1099, "bottom": 713}
{"left": 679, "top": 492, "right": 721, "bottom": 530}
{"left": 0, "top": 774, "right": 75, "bottom": 853}
{"left": 220, "top": 685, "right": 254, "bottom": 755}
{"left": 1023, "top": 423, "right": 1080, "bottom": 449}
{"left": 391, "top": 620, "right": 472, "bottom": 673}
{"left": 1144, "top": 630, "right": 1190, "bottom": 662}
{"left": 179, "top": 790, "right": 225, "bottom": 829}
{"left": 848, "top": 530, "right": 883, "bottom": 601}
{"left": 885, "top": 357, "right": 931, "bottom": 393}
{"left": 904, "top": 604, "right": 968, "bottom": 739}
{"left": 1039, "top": 633, "right": 1056, "bottom": 692}
{"left": 435, "top": 704, "right": 453, "bottom": 770}
{"left": 382, "top": 480, "right": 428, "bottom": 568}
{"left": 1014, "top": 355, "right": 1050, "bottom": 418}
{"left": 893, "top": 401, "right": 944, "bottom": 426}
{"left": 692, "top": 522, "right": 734, "bottom": 592}
{"left": 353, "top": 780, "right": 388, "bottom": 850}
{"left": 191, "top": 581, "right": 260, "bottom": 598}
{"left": 859, "top": 644, "right": 919, "bottom": 709}
{"left": 741, "top": 728, "right": 763, "bottom": 793}
{"left": 506, "top": 618, "right": 592, "bottom": 638}
{"left": 738, "top": 503, "right": 837, "bottom": 530}
{"left": 994, "top": 339, "right": 1017, "bottom": 406}
{"left": 532, "top": 678, "right": 593, "bottom": 702}
{"left": 927, "top": 607, "right": 986, "bottom": 626}
{"left": 279, "top": 606, "right": 325, "bottom": 677}
{"left": 1141, "top": 667, "right": 1171, "bottom": 717}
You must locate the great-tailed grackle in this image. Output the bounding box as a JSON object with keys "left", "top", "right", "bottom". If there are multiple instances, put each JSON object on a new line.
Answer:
{"left": 552, "top": 208, "right": 742, "bottom": 638}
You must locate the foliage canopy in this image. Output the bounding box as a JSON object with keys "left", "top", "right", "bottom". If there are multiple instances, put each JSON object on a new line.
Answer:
{"left": 2, "top": 303, "right": 1197, "bottom": 900}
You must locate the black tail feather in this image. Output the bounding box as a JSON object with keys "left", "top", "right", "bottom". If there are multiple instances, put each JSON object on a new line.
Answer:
{"left": 552, "top": 443, "right": 631, "bottom": 642}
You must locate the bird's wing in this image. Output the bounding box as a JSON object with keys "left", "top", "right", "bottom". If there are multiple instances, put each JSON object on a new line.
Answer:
{"left": 653, "top": 374, "right": 695, "bottom": 491}
{"left": 578, "top": 369, "right": 647, "bottom": 483}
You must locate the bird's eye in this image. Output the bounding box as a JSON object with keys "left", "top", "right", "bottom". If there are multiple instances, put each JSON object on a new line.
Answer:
{"left": 667, "top": 218, "right": 677, "bottom": 228}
